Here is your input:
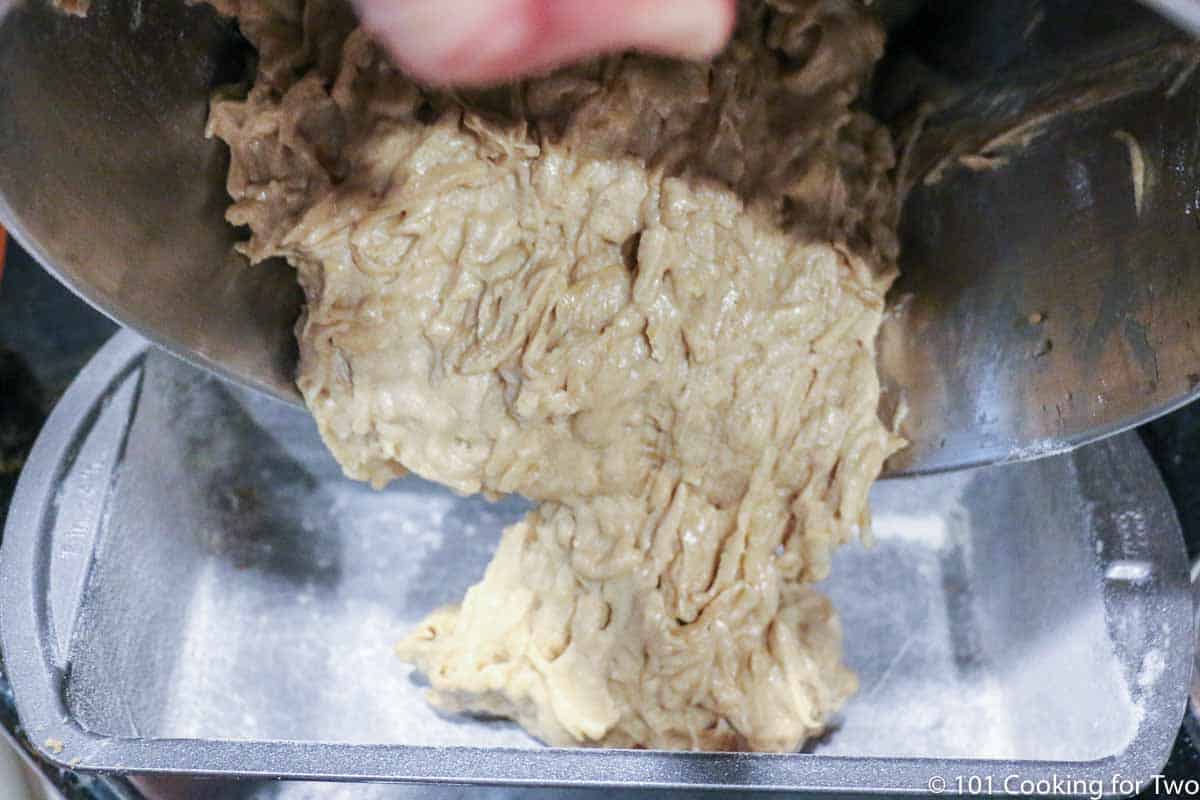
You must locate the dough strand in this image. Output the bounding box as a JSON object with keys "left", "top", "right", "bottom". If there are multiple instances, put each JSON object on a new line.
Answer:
{"left": 207, "top": 0, "right": 903, "bottom": 752}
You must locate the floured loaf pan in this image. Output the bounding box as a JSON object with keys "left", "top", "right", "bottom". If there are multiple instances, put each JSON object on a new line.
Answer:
{"left": 0, "top": 332, "right": 1191, "bottom": 793}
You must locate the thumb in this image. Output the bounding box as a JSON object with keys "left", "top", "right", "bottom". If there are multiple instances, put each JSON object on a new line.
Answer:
{"left": 354, "top": 0, "right": 736, "bottom": 87}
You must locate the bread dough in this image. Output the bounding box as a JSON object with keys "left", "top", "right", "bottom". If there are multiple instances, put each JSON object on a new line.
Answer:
{"left": 207, "top": 0, "right": 903, "bottom": 752}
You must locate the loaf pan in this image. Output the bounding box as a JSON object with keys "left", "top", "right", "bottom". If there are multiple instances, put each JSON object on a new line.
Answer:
{"left": 0, "top": 331, "right": 1192, "bottom": 793}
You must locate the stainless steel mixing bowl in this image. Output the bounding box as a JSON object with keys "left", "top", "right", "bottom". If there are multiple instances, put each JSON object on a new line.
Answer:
{"left": 1, "top": 0, "right": 1199, "bottom": 475}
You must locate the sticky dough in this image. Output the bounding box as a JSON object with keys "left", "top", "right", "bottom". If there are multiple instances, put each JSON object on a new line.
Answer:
{"left": 207, "top": 0, "right": 903, "bottom": 752}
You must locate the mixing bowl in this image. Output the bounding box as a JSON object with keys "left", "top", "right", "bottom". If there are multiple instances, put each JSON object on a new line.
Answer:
{"left": 1, "top": 0, "right": 1199, "bottom": 474}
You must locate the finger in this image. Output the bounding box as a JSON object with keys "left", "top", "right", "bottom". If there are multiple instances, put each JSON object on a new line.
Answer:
{"left": 505, "top": 0, "right": 738, "bottom": 80}
{"left": 354, "top": 0, "right": 736, "bottom": 87}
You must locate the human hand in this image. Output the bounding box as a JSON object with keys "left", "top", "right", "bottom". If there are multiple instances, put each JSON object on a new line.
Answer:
{"left": 353, "top": 0, "right": 736, "bottom": 86}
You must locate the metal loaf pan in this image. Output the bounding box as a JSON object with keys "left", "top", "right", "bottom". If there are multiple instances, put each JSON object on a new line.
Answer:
{"left": 0, "top": 331, "right": 1193, "bottom": 793}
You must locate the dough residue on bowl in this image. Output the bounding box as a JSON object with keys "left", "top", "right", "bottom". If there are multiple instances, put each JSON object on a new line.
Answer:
{"left": 206, "top": 0, "right": 903, "bottom": 752}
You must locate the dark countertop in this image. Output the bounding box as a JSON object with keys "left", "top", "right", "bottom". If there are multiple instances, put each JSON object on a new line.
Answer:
{"left": 1, "top": 238, "right": 1197, "bottom": 799}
